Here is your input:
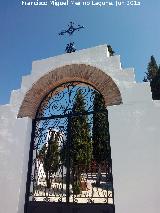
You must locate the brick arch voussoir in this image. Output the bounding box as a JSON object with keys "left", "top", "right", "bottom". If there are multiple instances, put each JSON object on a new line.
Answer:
{"left": 17, "top": 64, "right": 122, "bottom": 119}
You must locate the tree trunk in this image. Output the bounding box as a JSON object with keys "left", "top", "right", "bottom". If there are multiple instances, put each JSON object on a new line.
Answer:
{"left": 72, "top": 166, "right": 82, "bottom": 194}
{"left": 96, "top": 164, "right": 102, "bottom": 186}
{"left": 46, "top": 172, "right": 52, "bottom": 188}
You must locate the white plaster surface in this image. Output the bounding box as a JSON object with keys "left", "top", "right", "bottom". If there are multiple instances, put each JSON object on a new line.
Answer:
{"left": 0, "top": 105, "right": 32, "bottom": 213}
{"left": 108, "top": 102, "right": 160, "bottom": 213}
{"left": 9, "top": 44, "right": 151, "bottom": 108}
{"left": 0, "top": 44, "right": 159, "bottom": 213}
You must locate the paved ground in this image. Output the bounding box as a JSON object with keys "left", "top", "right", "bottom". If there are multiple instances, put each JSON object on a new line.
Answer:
{"left": 32, "top": 177, "right": 113, "bottom": 204}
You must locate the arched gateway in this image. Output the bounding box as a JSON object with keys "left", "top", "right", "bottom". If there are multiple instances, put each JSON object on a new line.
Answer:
{"left": 0, "top": 45, "right": 158, "bottom": 213}
{"left": 22, "top": 64, "right": 122, "bottom": 213}
{"left": 18, "top": 64, "right": 122, "bottom": 119}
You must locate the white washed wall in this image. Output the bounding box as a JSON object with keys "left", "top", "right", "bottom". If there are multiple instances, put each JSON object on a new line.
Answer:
{"left": 0, "top": 105, "right": 32, "bottom": 213}
{"left": 108, "top": 101, "right": 160, "bottom": 213}
{"left": 0, "top": 45, "right": 159, "bottom": 213}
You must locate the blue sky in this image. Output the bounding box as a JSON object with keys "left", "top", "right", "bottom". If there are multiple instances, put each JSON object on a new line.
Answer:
{"left": 0, "top": 0, "right": 160, "bottom": 104}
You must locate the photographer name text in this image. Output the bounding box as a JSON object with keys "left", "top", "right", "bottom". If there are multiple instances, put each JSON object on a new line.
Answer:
{"left": 21, "top": 0, "right": 141, "bottom": 7}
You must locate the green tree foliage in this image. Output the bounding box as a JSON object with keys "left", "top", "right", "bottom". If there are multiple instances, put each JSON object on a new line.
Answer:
{"left": 61, "top": 89, "right": 92, "bottom": 194}
{"left": 39, "top": 131, "right": 60, "bottom": 188}
{"left": 70, "top": 89, "right": 92, "bottom": 194}
{"left": 107, "top": 45, "right": 115, "bottom": 56}
{"left": 92, "top": 92, "right": 110, "bottom": 186}
{"left": 150, "top": 66, "right": 160, "bottom": 100}
{"left": 143, "top": 55, "right": 160, "bottom": 100}
{"left": 144, "top": 56, "right": 158, "bottom": 81}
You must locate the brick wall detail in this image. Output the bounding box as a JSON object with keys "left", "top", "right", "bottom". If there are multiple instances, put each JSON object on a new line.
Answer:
{"left": 17, "top": 64, "right": 122, "bottom": 119}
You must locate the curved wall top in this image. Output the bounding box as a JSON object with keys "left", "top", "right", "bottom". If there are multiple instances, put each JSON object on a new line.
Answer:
{"left": 17, "top": 64, "right": 122, "bottom": 119}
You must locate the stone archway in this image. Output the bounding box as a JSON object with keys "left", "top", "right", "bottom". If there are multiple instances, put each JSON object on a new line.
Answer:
{"left": 17, "top": 64, "right": 122, "bottom": 119}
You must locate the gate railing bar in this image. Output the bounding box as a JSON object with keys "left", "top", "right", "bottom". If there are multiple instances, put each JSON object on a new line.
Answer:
{"left": 24, "top": 119, "right": 36, "bottom": 213}
{"left": 66, "top": 115, "right": 71, "bottom": 203}
{"left": 35, "top": 109, "right": 108, "bottom": 121}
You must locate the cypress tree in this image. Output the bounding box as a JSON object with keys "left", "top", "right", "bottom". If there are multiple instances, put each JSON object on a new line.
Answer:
{"left": 39, "top": 131, "right": 60, "bottom": 188}
{"left": 143, "top": 56, "right": 160, "bottom": 100}
{"left": 70, "top": 89, "right": 92, "bottom": 194}
{"left": 61, "top": 89, "right": 92, "bottom": 194}
{"left": 92, "top": 92, "right": 110, "bottom": 186}
{"left": 144, "top": 55, "right": 158, "bottom": 82}
{"left": 150, "top": 65, "right": 160, "bottom": 100}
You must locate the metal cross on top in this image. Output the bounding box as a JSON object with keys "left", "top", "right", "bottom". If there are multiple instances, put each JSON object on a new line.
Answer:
{"left": 59, "top": 21, "right": 84, "bottom": 36}
{"left": 59, "top": 22, "right": 84, "bottom": 53}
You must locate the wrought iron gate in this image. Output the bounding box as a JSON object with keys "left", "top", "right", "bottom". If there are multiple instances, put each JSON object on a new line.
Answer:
{"left": 25, "top": 81, "right": 115, "bottom": 213}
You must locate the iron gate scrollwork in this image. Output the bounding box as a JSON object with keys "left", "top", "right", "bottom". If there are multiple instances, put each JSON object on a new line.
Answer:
{"left": 25, "top": 81, "right": 115, "bottom": 213}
